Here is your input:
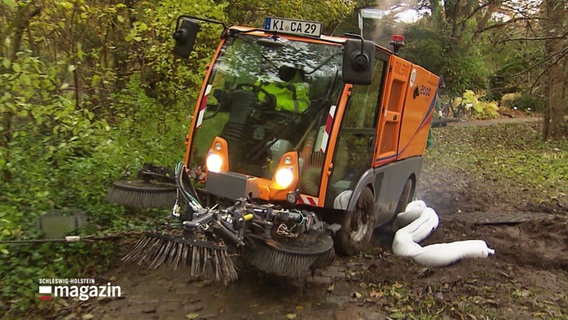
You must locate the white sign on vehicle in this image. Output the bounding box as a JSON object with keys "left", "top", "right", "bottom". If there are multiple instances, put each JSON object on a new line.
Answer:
{"left": 264, "top": 17, "right": 322, "bottom": 37}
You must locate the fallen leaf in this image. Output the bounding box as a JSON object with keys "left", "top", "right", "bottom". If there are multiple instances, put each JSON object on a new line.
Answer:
{"left": 369, "top": 290, "right": 384, "bottom": 298}
{"left": 185, "top": 313, "right": 199, "bottom": 319}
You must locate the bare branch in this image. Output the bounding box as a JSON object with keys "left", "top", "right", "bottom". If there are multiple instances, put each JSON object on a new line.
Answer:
{"left": 475, "top": 16, "right": 536, "bottom": 34}
{"left": 495, "top": 31, "right": 568, "bottom": 43}
{"left": 529, "top": 48, "right": 568, "bottom": 94}
{"left": 462, "top": 0, "right": 499, "bottom": 22}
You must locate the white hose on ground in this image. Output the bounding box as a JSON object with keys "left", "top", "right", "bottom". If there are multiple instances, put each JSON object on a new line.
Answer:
{"left": 392, "top": 200, "right": 495, "bottom": 267}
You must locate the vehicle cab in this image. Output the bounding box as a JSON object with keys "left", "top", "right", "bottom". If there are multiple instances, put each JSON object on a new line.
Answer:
{"left": 174, "top": 16, "right": 439, "bottom": 254}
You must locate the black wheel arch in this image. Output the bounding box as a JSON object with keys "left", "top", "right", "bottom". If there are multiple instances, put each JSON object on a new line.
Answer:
{"left": 344, "top": 168, "right": 377, "bottom": 214}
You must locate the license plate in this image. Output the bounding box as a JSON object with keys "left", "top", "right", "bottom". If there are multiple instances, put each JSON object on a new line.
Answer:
{"left": 264, "top": 17, "right": 322, "bottom": 37}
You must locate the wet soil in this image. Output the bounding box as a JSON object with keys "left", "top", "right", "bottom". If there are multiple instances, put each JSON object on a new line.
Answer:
{"left": 68, "top": 116, "right": 567, "bottom": 320}
{"left": 72, "top": 213, "right": 567, "bottom": 320}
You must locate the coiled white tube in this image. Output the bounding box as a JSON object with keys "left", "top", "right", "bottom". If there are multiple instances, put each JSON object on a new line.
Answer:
{"left": 392, "top": 201, "right": 495, "bottom": 267}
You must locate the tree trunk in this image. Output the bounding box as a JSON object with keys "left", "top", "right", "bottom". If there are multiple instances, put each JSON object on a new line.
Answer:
{"left": 1, "top": 4, "right": 41, "bottom": 182}
{"left": 543, "top": 0, "right": 567, "bottom": 139}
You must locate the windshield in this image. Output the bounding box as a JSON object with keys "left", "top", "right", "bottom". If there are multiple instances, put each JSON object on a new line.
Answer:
{"left": 189, "top": 33, "right": 344, "bottom": 187}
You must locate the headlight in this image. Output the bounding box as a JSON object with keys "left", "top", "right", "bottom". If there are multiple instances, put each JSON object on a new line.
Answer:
{"left": 274, "top": 167, "right": 294, "bottom": 189}
{"left": 206, "top": 154, "right": 223, "bottom": 173}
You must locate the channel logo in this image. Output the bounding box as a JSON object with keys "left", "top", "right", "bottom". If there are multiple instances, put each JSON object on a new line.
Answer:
{"left": 39, "top": 286, "right": 53, "bottom": 301}
{"left": 38, "top": 280, "right": 121, "bottom": 301}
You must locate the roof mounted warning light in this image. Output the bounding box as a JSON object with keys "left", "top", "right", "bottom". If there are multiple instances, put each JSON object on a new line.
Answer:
{"left": 390, "top": 35, "right": 405, "bottom": 55}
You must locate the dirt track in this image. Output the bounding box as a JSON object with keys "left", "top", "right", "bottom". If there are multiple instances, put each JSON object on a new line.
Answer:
{"left": 76, "top": 211, "right": 567, "bottom": 320}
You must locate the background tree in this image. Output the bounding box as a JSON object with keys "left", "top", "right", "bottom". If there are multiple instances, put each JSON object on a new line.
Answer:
{"left": 383, "top": 0, "right": 565, "bottom": 138}
{"left": 542, "top": 0, "right": 567, "bottom": 139}
{"left": 0, "top": 0, "right": 226, "bottom": 314}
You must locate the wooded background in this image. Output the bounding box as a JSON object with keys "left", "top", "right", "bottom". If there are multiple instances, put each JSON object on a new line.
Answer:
{"left": 0, "top": 0, "right": 566, "bottom": 314}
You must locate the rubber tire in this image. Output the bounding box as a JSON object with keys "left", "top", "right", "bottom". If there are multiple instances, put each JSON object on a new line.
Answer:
{"left": 395, "top": 178, "right": 414, "bottom": 215}
{"left": 334, "top": 188, "right": 377, "bottom": 256}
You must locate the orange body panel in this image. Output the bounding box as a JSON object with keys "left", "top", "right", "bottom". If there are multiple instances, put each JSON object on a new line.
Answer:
{"left": 316, "top": 85, "right": 351, "bottom": 207}
{"left": 374, "top": 55, "right": 412, "bottom": 166}
{"left": 374, "top": 55, "right": 439, "bottom": 167}
{"left": 397, "top": 65, "right": 439, "bottom": 159}
{"left": 255, "top": 178, "right": 272, "bottom": 200}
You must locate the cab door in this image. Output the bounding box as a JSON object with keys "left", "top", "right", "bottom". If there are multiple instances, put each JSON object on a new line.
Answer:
{"left": 324, "top": 52, "right": 389, "bottom": 208}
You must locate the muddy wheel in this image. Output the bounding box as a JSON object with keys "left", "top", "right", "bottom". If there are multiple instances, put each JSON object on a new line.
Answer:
{"left": 334, "top": 188, "right": 377, "bottom": 256}
{"left": 395, "top": 178, "right": 414, "bottom": 214}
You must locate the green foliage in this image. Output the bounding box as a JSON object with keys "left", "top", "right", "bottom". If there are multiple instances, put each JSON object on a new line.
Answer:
{"left": 0, "top": 0, "right": 227, "bottom": 316}
{"left": 425, "top": 122, "right": 568, "bottom": 210}
{"left": 488, "top": 48, "right": 544, "bottom": 99}
{"left": 401, "top": 17, "right": 492, "bottom": 97}
{"left": 441, "top": 45, "right": 491, "bottom": 97}
{"left": 0, "top": 46, "right": 122, "bottom": 317}
{"left": 400, "top": 25, "right": 445, "bottom": 74}
{"left": 500, "top": 93, "right": 522, "bottom": 108}
{"left": 458, "top": 90, "right": 499, "bottom": 120}
{"left": 0, "top": 240, "right": 117, "bottom": 316}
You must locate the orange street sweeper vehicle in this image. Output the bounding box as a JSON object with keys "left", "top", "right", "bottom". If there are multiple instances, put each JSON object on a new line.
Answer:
{"left": 121, "top": 15, "right": 440, "bottom": 282}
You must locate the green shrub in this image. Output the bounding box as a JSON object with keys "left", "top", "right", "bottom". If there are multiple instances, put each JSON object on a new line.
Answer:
{"left": 509, "top": 92, "right": 544, "bottom": 112}
{"left": 458, "top": 90, "right": 500, "bottom": 119}
{"left": 500, "top": 92, "right": 521, "bottom": 108}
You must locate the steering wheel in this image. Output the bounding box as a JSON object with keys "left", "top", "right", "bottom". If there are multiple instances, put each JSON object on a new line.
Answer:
{"left": 203, "top": 103, "right": 221, "bottom": 120}
{"left": 202, "top": 89, "right": 230, "bottom": 120}
{"left": 234, "top": 83, "right": 303, "bottom": 124}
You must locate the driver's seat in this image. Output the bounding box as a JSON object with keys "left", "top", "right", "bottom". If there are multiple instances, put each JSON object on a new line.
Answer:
{"left": 220, "top": 88, "right": 259, "bottom": 165}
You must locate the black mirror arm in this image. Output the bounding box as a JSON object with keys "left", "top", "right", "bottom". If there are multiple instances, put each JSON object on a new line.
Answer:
{"left": 343, "top": 33, "right": 365, "bottom": 55}
{"left": 175, "top": 15, "right": 227, "bottom": 35}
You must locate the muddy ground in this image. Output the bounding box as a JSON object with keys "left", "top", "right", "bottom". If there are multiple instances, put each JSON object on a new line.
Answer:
{"left": 74, "top": 216, "right": 567, "bottom": 320}
{"left": 64, "top": 118, "right": 567, "bottom": 320}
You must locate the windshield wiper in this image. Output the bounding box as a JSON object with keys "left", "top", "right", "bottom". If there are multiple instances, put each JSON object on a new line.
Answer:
{"left": 256, "top": 35, "right": 286, "bottom": 48}
{"left": 304, "top": 52, "right": 341, "bottom": 75}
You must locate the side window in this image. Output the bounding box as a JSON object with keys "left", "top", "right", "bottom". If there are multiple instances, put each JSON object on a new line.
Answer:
{"left": 345, "top": 57, "right": 386, "bottom": 128}
{"left": 326, "top": 55, "right": 387, "bottom": 208}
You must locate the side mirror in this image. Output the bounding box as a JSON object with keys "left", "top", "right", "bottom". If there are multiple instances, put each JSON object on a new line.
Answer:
{"left": 173, "top": 18, "right": 200, "bottom": 58}
{"left": 342, "top": 38, "right": 375, "bottom": 85}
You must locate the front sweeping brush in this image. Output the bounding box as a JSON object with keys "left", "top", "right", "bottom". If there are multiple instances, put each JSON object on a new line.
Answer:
{"left": 121, "top": 163, "right": 239, "bottom": 284}
{"left": 242, "top": 230, "right": 334, "bottom": 278}
{"left": 122, "top": 231, "right": 237, "bottom": 284}
{"left": 106, "top": 164, "right": 177, "bottom": 209}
